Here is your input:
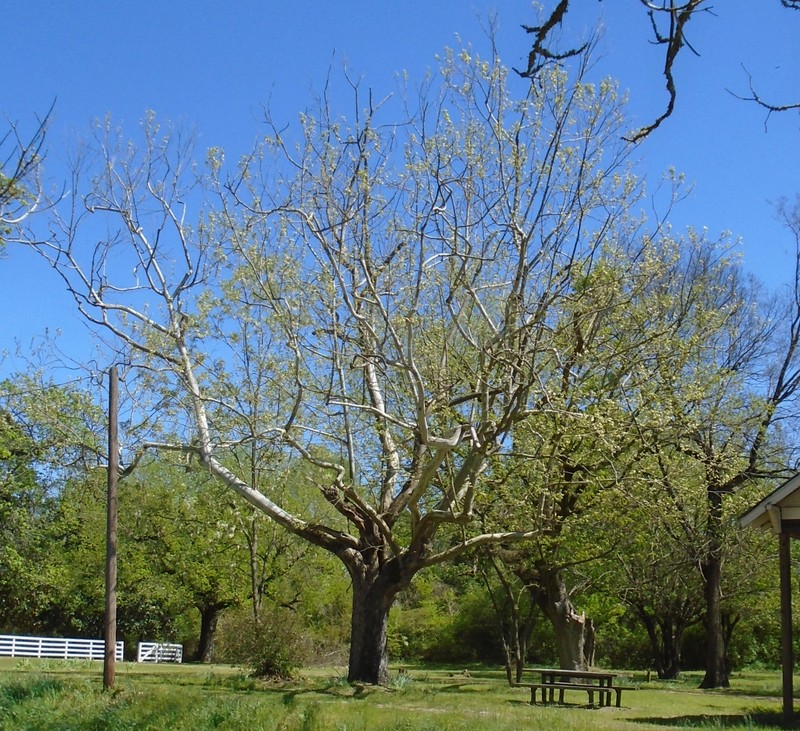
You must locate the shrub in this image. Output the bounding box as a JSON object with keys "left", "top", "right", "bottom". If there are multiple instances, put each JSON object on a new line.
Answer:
{"left": 390, "top": 582, "right": 505, "bottom": 664}
{"left": 215, "top": 606, "right": 312, "bottom": 679}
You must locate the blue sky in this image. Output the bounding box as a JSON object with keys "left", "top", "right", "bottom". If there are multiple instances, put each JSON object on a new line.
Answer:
{"left": 2, "top": 1, "right": 799, "bottom": 377}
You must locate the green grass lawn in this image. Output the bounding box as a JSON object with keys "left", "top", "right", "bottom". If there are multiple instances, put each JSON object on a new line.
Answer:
{"left": 1, "top": 659, "right": 799, "bottom": 730}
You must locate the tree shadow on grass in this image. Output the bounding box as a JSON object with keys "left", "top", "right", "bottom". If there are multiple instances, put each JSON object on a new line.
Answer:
{"left": 279, "top": 678, "right": 399, "bottom": 703}
{"left": 634, "top": 708, "right": 800, "bottom": 729}
{"left": 504, "top": 698, "right": 620, "bottom": 710}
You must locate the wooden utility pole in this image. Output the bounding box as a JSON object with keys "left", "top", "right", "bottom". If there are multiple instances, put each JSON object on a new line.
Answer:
{"left": 104, "top": 366, "right": 119, "bottom": 690}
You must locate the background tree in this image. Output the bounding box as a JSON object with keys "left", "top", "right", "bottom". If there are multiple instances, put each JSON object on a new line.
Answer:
{"left": 0, "top": 407, "right": 58, "bottom": 631}
{"left": 0, "top": 374, "right": 106, "bottom": 634}
{"left": 617, "top": 225, "right": 800, "bottom": 687}
{"left": 122, "top": 462, "right": 251, "bottom": 662}
{"left": 478, "top": 548, "right": 538, "bottom": 683}
{"left": 613, "top": 482, "right": 706, "bottom": 679}
{"left": 479, "top": 226, "right": 713, "bottom": 672}
{"left": 122, "top": 456, "right": 316, "bottom": 662}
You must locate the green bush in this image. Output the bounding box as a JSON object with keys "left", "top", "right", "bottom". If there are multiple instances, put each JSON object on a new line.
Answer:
{"left": 390, "top": 582, "right": 505, "bottom": 664}
{"left": 592, "top": 612, "right": 652, "bottom": 671}
{"left": 215, "top": 606, "right": 312, "bottom": 679}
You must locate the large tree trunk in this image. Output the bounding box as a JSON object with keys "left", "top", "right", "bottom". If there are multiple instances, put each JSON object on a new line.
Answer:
{"left": 551, "top": 607, "right": 588, "bottom": 670}
{"left": 533, "top": 568, "right": 589, "bottom": 670}
{"left": 346, "top": 553, "right": 414, "bottom": 685}
{"left": 194, "top": 603, "right": 224, "bottom": 663}
{"left": 639, "top": 610, "right": 685, "bottom": 680}
{"left": 348, "top": 579, "right": 393, "bottom": 684}
{"left": 700, "top": 551, "right": 729, "bottom": 688}
{"left": 700, "top": 485, "right": 729, "bottom": 689}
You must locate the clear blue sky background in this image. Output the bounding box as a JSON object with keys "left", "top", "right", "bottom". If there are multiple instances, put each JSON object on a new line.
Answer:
{"left": 2, "top": 1, "right": 799, "bottom": 377}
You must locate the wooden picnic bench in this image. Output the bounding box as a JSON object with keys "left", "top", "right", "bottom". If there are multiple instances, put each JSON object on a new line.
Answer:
{"left": 514, "top": 668, "right": 624, "bottom": 707}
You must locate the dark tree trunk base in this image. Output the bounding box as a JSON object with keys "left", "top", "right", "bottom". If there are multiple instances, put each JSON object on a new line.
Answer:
{"left": 194, "top": 604, "right": 223, "bottom": 663}
{"left": 346, "top": 557, "right": 413, "bottom": 685}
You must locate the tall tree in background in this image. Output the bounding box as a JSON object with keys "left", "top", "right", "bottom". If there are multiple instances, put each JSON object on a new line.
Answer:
{"left": 619, "top": 225, "right": 800, "bottom": 687}
{"left": 480, "top": 229, "right": 716, "bottom": 673}
{"left": 15, "top": 45, "right": 655, "bottom": 683}
{"left": 0, "top": 375, "right": 108, "bottom": 635}
{"left": 479, "top": 222, "right": 800, "bottom": 684}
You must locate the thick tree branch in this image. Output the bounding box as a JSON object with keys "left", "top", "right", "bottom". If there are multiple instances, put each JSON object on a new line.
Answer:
{"left": 517, "top": 0, "right": 588, "bottom": 78}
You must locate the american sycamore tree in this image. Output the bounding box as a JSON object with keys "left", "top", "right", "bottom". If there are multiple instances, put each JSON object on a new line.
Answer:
{"left": 20, "top": 46, "right": 675, "bottom": 684}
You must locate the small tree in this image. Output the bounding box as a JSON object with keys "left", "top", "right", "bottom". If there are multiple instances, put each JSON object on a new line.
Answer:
{"left": 615, "top": 494, "right": 705, "bottom": 679}
{"left": 122, "top": 463, "right": 250, "bottom": 662}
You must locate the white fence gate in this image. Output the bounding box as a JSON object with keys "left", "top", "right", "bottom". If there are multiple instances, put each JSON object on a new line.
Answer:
{"left": 136, "top": 642, "right": 183, "bottom": 663}
{"left": 0, "top": 634, "right": 123, "bottom": 661}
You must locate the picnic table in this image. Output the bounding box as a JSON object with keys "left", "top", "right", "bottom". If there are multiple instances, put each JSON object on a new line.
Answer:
{"left": 514, "top": 667, "right": 623, "bottom": 707}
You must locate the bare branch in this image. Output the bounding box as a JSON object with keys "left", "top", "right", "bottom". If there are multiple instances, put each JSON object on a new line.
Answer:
{"left": 729, "top": 65, "right": 800, "bottom": 131}
{"left": 1, "top": 103, "right": 53, "bottom": 234}
{"left": 423, "top": 528, "right": 540, "bottom": 568}
{"left": 516, "top": 0, "right": 588, "bottom": 78}
{"left": 626, "top": 0, "right": 710, "bottom": 142}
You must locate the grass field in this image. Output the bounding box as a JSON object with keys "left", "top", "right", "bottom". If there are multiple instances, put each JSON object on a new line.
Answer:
{"left": 2, "top": 659, "right": 800, "bottom": 730}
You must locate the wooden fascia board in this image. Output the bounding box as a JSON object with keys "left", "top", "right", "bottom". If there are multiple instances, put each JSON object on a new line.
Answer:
{"left": 740, "top": 474, "right": 800, "bottom": 531}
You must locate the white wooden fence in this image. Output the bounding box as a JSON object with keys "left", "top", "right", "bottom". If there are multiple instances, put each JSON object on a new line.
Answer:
{"left": 0, "top": 634, "right": 123, "bottom": 661}
{"left": 0, "top": 634, "right": 183, "bottom": 663}
{"left": 136, "top": 641, "right": 183, "bottom": 663}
